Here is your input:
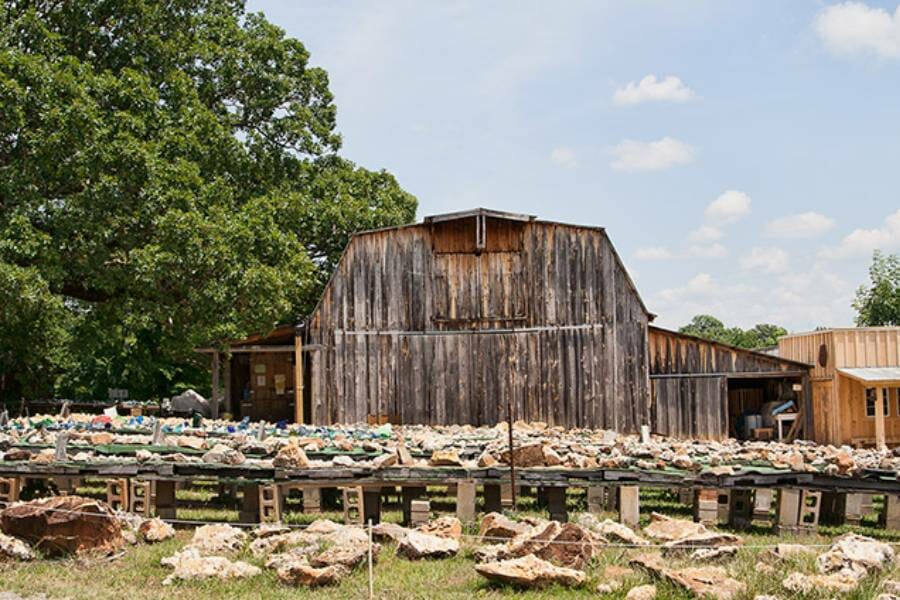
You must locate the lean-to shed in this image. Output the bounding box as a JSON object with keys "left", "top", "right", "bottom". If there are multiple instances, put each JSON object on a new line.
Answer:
{"left": 649, "top": 327, "right": 812, "bottom": 440}
{"left": 302, "top": 208, "right": 653, "bottom": 430}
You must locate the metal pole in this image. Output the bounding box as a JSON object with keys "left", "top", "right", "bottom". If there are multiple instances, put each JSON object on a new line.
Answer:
{"left": 506, "top": 394, "right": 517, "bottom": 511}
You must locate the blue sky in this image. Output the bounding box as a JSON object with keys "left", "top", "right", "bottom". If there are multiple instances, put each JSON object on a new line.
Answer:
{"left": 249, "top": 0, "right": 900, "bottom": 331}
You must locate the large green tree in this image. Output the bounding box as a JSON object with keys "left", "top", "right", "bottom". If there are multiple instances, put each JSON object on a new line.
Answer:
{"left": 853, "top": 251, "right": 900, "bottom": 326}
{"left": 679, "top": 315, "right": 787, "bottom": 349}
{"left": 0, "top": 1, "right": 416, "bottom": 402}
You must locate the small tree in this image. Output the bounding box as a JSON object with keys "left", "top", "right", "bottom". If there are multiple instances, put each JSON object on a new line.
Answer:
{"left": 853, "top": 251, "right": 900, "bottom": 326}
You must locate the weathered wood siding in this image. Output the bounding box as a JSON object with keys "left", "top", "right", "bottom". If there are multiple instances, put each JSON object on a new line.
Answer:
{"left": 306, "top": 219, "right": 651, "bottom": 430}
{"left": 649, "top": 327, "right": 811, "bottom": 439}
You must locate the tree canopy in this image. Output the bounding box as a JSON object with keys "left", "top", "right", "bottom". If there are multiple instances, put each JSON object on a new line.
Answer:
{"left": 853, "top": 251, "right": 900, "bottom": 327}
{"left": 678, "top": 315, "right": 788, "bottom": 350}
{"left": 0, "top": 1, "right": 417, "bottom": 402}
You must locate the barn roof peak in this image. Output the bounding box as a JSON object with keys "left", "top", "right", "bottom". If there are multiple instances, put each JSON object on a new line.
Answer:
{"left": 423, "top": 207, "right": 536, "bottom": 224}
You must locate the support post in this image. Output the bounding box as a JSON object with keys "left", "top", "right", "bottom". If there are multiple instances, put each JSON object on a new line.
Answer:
{"left": 483, "top": 484, "right": 502, "bottom": 514}
{"left": 586, "top": 487, "right": 605, "bottom": 514}
{"left": 303, "top": 487, "right": 322, "bottom": 514}
{"left": 294, "top": 329, "right": 303, "bottom": 424}
{"left": 223, "top": 355, "right": 232, "bottom": 417}
{"left": 727, "top": 489, "right": 753, "bottom": 529}
{"left": 155, "top": 480, "right": 177, "bottom": 520}
{"left": 694, "top": 488, "right": 718, "bottom": 524}
{"left": 619, "top": 486, "right": 640, "bottom": 528}
{"left": 210, "top": 350, "right": 220, "bottom": 420}
{"left": 845, "top": 493, "right": 864, "bottom": 526}
{"left": 546, "top": 487, "right": 568, "bottom": 523}
{"left": 362, "top": 488, "right": 382, "bottom": 525}
{"left": 881, "top": 494, "right": 900, "bottom": 530}
{"left": 876, "top": 386, "right": 887, "bottom": 450}
{"left": 401, "top": 486, "right": 426, "bottom": 526}
{"left": 456, "top": 481, "right": 476, "bottom": 523}
{"left": 239, "top": 483, "right": 260, "bottom": 523}
{"left": 775, "top": 489, "right": 801, "bottom": 533}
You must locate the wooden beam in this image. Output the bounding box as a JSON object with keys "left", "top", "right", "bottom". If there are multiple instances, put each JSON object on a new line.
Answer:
{"left": 211, "top": 350, "right": 220, "bottom": 420}
{"left": 223, "top": 355, "right": 232, "bottom": 418}
{"left": 294, "top": 332, "right": 303, "bottom": 424}
{"left": 876, "top": 386, "right": 887, "bottom": 450}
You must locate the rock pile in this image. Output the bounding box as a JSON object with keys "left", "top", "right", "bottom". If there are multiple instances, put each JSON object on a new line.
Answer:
{"left": 3, "top": 413, "right": 897, "bottom": 479}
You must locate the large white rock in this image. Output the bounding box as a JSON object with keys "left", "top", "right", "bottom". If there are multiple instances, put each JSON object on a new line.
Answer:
{"left": 396, "top": 529, "right": 459, "bottom": 559}
{"left": 475, "top": 554, "right": 586, "bottom": 589}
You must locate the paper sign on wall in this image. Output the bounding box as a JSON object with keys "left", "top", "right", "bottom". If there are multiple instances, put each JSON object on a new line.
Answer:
{"left": 256, "top": 375, "right": 266, "bottom": 387}
{"left": 274, "top": 374, "right": 286, "bottom": 395}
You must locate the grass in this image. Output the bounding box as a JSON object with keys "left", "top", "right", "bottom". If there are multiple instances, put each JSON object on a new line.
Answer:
{"left": 3, "top": 488, "right": 900, "bottom": 599}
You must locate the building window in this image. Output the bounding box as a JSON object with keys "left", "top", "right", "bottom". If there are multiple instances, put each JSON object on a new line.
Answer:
{"left": 866, "top": 388, "right": 890, "bottom": 418}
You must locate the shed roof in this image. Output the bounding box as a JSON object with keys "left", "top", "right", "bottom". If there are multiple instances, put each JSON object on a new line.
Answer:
{"left": 838, "top": 367, "right": 900, "bottom": 386}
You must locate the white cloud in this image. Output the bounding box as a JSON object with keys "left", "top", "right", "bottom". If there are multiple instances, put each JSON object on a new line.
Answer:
{"left": 686, "top": 243, "right": 728, "bottom": 258}
{"left": 636, "top": 246, "right": 675, "bottom": 261}
{"left": 765, "top": 212, "right": 835, "bottom": 239}
{"left": 687, "top": 225, "right": 723, "bottom": 243}
{"left": 613, "top": 74, "right": 696, "bottom": 105}
{"left": 610, "top": 137, "right": 695, "bottom": 172}
{"left": 549, "top": 146, "right": 578, "bottom": 168}
{"left": 740, "top": 247, "right": 790, "bottom": 274}
{"left": 815, "top": 2, "right": 900, "bottom": 59}
{"left": 704, "top": 190, "right": 752, "bottom": 225}
{"left": 820, "top": 209, "right": 900, "bottom": 258}
{"left": 658, "top": 273, "right": 717, "bottom": 302}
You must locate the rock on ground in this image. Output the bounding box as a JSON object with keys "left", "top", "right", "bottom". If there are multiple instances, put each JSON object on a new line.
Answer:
{"left": 626, "top": 584, "right": 657, "bottom": 600}
{"left": 631, "top": 553, "right": 745, "bottom": 599}
{"left": 0, "top": 496, "right": 123, "bottom": 557}
{"left": 0, "top": 532, "right": 34, "bottom": 561}
{"left": 782, "top": 571, "right": 860, "bottom": 594}
{"left": 816, "top": 533, "right": 895, "bottom": 575}
{"left": 479, "top": 512, "right": 530, "bottom": 542}
{"left": 276, "top": 556, "right": 349, "bottom": 587}
{"left": 139, "top": 518, "right": 175, "bottom": 543}
{"left": 187, "top": 523, "right": 247, "bottom": 555}
{"left": 575, "top": 513, "right": 647, "bottom": 546}
{"left": 476, "top": 521, "right": 599, "bottom": 569}
{"left": 642, "top": 512, "right": 708, "bottom": 542}
{"left": 396, "top": 529, "right": 459, "bottom": 559}
{"left": 475, "top": 554, "right": 586, "bottom": 589}
{"left": 372, "top": 522, "right": 410, "bottom": 543}
{"left": 417, "top": 516, "right": 462, "bottom": 540}
{"left": 161, "top": 548, "right": 260, "bottom": 585}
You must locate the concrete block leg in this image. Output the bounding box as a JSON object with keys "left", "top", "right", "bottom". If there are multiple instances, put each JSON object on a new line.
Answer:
{"left": 130, "top": 480, "right": 154, "bottom": 517}
{"left": 694, "top": 488, "right": 718, "bottom": 525}
{"left": 401, "top": 486, "right": 426, "bottom": 526}
{"left": 155, "top": 480, "right": 178, "bottom": 520}
{"left": 587, "top": 487, "right": 606, "bottom": 514}
{"left": 800, "top": 490, "right": 821, "bottom": 532}
{"left": 303, "top": 488, "right": 322, "bottom": 514}
{"left": 259, "top": 484, "right": 282, "bottom": 523}
{"left": 0, "top": 477, "right": 21, "bottom": 504}
{"left": 410, "top": 499, "right": 430, "bottom": 527}
{"left": 456, "top": 481, "right": 476, "bottom": 523}
{"left": 105, "top": 478, "right": 129, "bottom": 511}
{"left": 618, "top": 486, "right": 640, "bottom": 528}
{"left": 342, "top": 486, "right": 363, "bottom": 525}
{"left": 880, "top": 494, "right": 900, "bottom": 530}
{"left": 500, "top": 484, "right": 514, "bottom": 508}
{"left": 546, "top": 487, "right": 568, "bottom": 523}
{"left": 752, "top": 489, "right": 775, "bottom": 525}
{"left": 845, "top": 493, "right": 864, "bottom": 526}
{"left": 775, "top": 489, "right": 801, "bottom": 534}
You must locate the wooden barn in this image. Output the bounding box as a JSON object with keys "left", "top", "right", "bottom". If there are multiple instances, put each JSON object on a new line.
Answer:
{"left": 202, "top": 207, "right": 820, "bottom": 441}
{"left": 779, "top": 327, "right": 900, "bottom": 448}
{"left": 299, "top": 208, "right": 653, "bottom": 430}
{"left": 649, "top": 327, "right": 812, "bottom": 440}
